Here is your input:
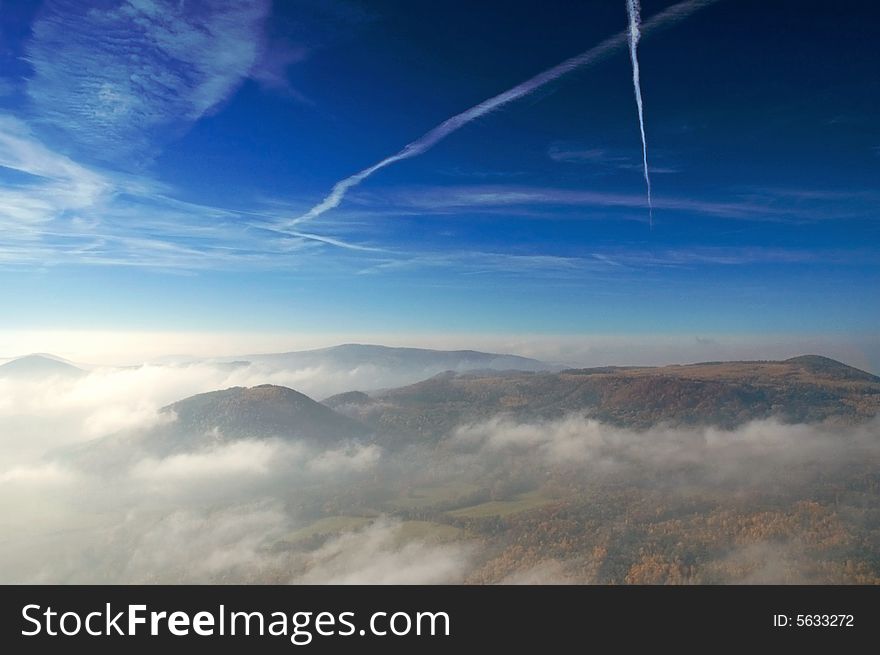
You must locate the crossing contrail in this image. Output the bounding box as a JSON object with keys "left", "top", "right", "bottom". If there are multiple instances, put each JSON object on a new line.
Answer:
{"left": 289, "top": 0, "right": 720, "bottom": 228}
{"left": 626, "top": 0, "right": 654, "bottom": 227}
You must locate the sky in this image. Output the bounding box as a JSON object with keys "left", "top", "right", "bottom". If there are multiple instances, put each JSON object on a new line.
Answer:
{"left": 0, "top": 0, "right": 878, "bottom": 366}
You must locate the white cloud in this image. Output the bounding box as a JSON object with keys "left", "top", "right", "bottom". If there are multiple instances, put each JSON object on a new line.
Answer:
{"left": 0, "top": 362, "right": 244, "bottom": 467}
{"left": 452, "top": 414, "right": 880, "bottom": 483}
{"left": 0, "top": 115, "right": 111, "bottom": 236}
{"left": 297, "top": 519, "right": 474, "bottom": 584}
{"left": 0, "top": 115, "right": 337, "bottom": 271}
{"left": 131, "top": 439, "right": 284, "bottom": 483}
{"left": 0, "top": 462, "right": 74, "bottom": 485}
{"left": 250, "top": 39, "right": 312, "bottom": 103}
{"left": 376, "top": 184, "right": 877, "bottom": 222}
{"left": 26, "top": 0, "right": 271, "bottom": 162}
{"left": 112, "top": 503, "right": 291, "bottom": 583}
{"left": 547, "top": 143, "right": 679, "bottom": 174}
{"left": 308, "top": 444, "right": 381, "bottom": 474}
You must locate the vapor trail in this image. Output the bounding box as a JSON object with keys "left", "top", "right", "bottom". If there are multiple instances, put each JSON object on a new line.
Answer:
{"left": 626, "top": 0, "right": 654, "bottom": 227}
{"left": 290, "top": 0, "right": 720, "bottom": 227}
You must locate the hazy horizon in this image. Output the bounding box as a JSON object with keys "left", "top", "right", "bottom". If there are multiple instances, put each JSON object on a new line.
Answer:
{"left": 0, "top": 331, "right": 878, "bottom": 373}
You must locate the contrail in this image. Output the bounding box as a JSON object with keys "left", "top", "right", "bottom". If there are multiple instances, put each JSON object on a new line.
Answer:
{"left": 290, "top": 0, "right": 720, "bottom": 227}
{"left": 626, "top": 0, "right": 653, "bottom": 227}
{"left": 290, "top": 230, "right": 385, "bottom": 252}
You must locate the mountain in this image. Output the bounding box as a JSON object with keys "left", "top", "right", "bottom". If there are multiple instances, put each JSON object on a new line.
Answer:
{"left": 0, "top": 354, "right": 85, "bottom": 379}
{"left": 331, "top": 355, "right": 880, "bottom": 441}
{"left": 162, "top": 384, "right": 370, "bottom": 445}
{"left": 782, "top": 354, "right": 879, "bottom": 382}
{"left": 64, "top": 385, "right": 372, "bottom": 466}
{"left": 224, "top": 343, "right": 557, "bottom": 380}
{"left": 322, "top": 390, "right": 374, "bottom": 410}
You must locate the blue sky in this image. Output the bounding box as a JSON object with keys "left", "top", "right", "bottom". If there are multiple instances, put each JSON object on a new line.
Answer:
{"left": 0, "top": 0, "right": 878, "bottom": 354}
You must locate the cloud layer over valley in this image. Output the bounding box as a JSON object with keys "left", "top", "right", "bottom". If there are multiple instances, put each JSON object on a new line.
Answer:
{"left": 0, "top": 347, "right": 878, "bottom": 584}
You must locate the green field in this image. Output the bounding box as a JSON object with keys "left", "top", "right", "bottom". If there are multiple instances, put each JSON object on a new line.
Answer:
{"left": 389, "top": 482, "right": 483, "bottom": 510}
{"left": 446, "top": 490, "right": 556, "bottom": 519}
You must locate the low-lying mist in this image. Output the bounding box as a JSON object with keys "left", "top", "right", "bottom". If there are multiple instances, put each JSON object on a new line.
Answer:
{"left": 1, "top": 361, "right": 878, "bottom": 584}
{"left": 0, "top": 358, "right": 454, "bottom": 467}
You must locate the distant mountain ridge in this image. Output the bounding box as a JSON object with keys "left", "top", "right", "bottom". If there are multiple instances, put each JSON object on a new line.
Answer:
{"left": 225, "top": 343, "right": 557, "bottom": 373}
{"left": 324, "top": 355, "right": 880, "bottom": 441}
{"left": 0, "top": 354, "right": 85, "bottom": 379}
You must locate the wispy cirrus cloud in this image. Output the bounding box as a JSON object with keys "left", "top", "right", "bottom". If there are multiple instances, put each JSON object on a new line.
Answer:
{"left": 250, "top": 38, "right": 313, "bottom": 104}
{"left": 0, "top": 114, "right": 113, "bottom": 252}
{"left": 0, "top": 115, "right": 110, "bottom": 216}
{"left": 352, "top": 245, "right": 846, "bottom": 281}
{"left": 363, "top": 184, "right": 879, "bottom": 222}
{"left": 363, "top": 184, "right": 769, "bottom": 219}
{"left": 548, "top": 143, "right": 679, "bottom": 174}
{"left": 548, "top": 145, "right": 626, "bottom": 164}
{"left": 0, "top": 78, "right": 17, "bottom": 98}
{"left": 355, "top": 251, "right": 592, "bottom": 278}
{"left": 1, "top": 119, "right": 872, "bottom": 275}
{"left": 25, "top": 0, "right": 271, "bottom": 164}
{"left": 0, "top": 115, "right": 346, "bottom": 271}
{"left": 587, "top": 246, "right": 830, "bottom": 268}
